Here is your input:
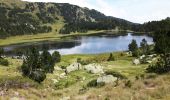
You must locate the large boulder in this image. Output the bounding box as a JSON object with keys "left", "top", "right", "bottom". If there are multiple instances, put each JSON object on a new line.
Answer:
{"left": 133, "top": 59, "right": 140, "bottom": 65}
{"left": 97, "top": 75, "right": 117, "bottom": 84}
{"left": 84, "top": 63, "right": 104, "bottom": 74}
{"left": 66, "top": 62, "right": 82, "bottom": 73}
{"left": 140, "top": 55, "right": 146, "bottom": 60}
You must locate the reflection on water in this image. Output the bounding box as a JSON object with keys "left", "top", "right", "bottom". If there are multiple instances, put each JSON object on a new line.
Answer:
{"left": 3, "top": 33, "right": 153, "bottom": 55}
{"left": 54, "top": 33, "right": 153, "bottom": 55}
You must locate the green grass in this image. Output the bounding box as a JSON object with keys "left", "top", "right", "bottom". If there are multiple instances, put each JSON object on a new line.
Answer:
{"left": 0, "top": 52, "right": 170, "bottom": 100}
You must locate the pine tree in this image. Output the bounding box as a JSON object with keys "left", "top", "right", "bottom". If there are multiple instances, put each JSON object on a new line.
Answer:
{"left": 40, "top": 50, "right": 54, "bottom": 73}
{"left": 21, "top": 47, "right": 46, "bottom": 83}
{"left": 52, "top": 51, "right": 61, "bottom": 63}
{"left": 140, "top": 39, "right": 150, "bottom": 55}
{"left": 128, "top": 39, "right": 139, "bottom": 57}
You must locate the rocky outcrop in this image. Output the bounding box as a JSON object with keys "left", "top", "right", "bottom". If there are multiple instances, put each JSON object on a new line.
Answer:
{"left": 66, "top": 63, "right": 82, "bottom": 73}
{"left": 84, "top": 63, "right": 104, "bottom": 74}
{"left": 97, "top": 75, "right": 117, "bottom": 84}
{"left": 133, "top": 59, "right": 140, "bottom": 65}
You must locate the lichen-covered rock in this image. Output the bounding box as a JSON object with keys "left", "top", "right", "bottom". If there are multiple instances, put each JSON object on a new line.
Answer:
{"left": 97, "top": 75, "right": 117, "bottom": 84}
{"left": 84, "top": 63, "right": 104, "bottom": 74}
{"left": 66, "top": 62, "right": 82, "bottom": 73}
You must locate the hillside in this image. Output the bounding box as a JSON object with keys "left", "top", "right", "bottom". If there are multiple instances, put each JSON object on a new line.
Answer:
{"left": 0, "top": 0, "right": 135, "bottom": 38}
{"left": 133, "top": 17, "right": 170, "bottom": 32}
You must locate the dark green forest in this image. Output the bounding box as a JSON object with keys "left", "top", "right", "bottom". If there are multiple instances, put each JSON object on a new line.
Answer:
{"left": 0, "top": 0, "right": 170, "bottom": 37}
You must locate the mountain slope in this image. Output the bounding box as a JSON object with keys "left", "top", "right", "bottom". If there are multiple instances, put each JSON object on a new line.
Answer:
{"left": 0, "top": 0, "right": 135, "bottom": 37}
{"left": 132, "top": 17, "right": 170, "bottom": 32}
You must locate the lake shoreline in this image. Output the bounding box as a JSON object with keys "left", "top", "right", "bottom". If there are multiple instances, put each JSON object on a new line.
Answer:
{"left": 0, "top": 30, "right": 151, "bottom": 47}
{"left": 2, "top": 32, "right": 153, "bottom": 55}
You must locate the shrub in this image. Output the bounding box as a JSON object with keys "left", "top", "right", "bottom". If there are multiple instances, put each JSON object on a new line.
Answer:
{"left": 0, "top": 58, "right": 9, "bottom": 66}
{"left": 61, "top": 65, "right": 67, "bottom": 69}
{"left": 140, "top": 74, "right": 145, "bottom": 79}
{"left": 105, "top": 70, "right": 127, "bottom": 79}
{"left": 125, "top": 80, "right": 132, "bottom": 88}
{"left": 146, "top": 57, "right": 170, "bottom": 74}
{"left": 132, "top": 49, "right": 140, "bottom": 57}
{"left": 52, "top": 51, "right": 61, "bottom": 63}
{"left": 128, "top": 39, "right": 139, "bottom": 57}
{"left": 87, "top": 79, "right": 97, "bottom": 87}
{"left": 21, "top": 47, "right": 48, "bottom": 83}
{"left": 87, "top": 79, "right": 105, "bottom": 88}
{"left": 107, "top": 53, "right": 115, "bottom": 61}
{"left": 145, "top": 73, "right": 157, "bottom": 79}
{"left": 40, "top": 50, "right": 54, "bottom": 73}
{"left": 77, "top": 58, "right": 82, "bottom": 63}
{"left": 135, "top": 76, "right": 139, "bottom": 80}
{"left": 29, "top": 70, "right": 46, "bottom": 83}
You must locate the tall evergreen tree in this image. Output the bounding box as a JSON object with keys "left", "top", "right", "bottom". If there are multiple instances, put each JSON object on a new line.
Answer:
{"left": 52, "top": 51, "right": 61, "bottom": 63}
{"left": 140, "top": 39, "right": 150, "bottom": 55}
{"left": 40, "top": 50, "right": 54, "bottom": 73}
{"left": 128, "top": 39, "right": 139, "bottom": 57}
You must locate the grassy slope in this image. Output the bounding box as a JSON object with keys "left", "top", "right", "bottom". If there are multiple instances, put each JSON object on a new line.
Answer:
{"left": 0, "top": 52, "right": 170, "bottom": 100}
{"left": 0, "top": 17, "right": 106, "bottom": 46}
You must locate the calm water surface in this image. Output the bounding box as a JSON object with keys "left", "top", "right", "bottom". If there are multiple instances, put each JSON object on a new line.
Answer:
{"left": 3, "top": 33, "right": 153, "bottom": 55}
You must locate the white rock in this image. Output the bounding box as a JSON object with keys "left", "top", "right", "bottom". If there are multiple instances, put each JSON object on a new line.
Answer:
{"left": 51, "top": 79, "right": 59, "bottom": 84}
{"left": 10, "top": 97, "right": 19, "bottom": 100}
{"left": 97, "top": 75, "right": 117, "bottom": 84}
{"left": 84, "top": 63, "right": 104, "bottom": 74}
{"left": 66, "top": 63, "right": 82, "bottom": 73}
{"left": 59, "top": 73, "right": 66, "bottom": 79}
{"left": 60, "top": 96, "right": 70, "bottom": 100}
{"left": 146, "top": 60, "right": 152, "bottom": 64}
{"left": 14, "top": 92, "right": 19, "bottom": 96}
{"left": 133, "top": 59, "right": 140, "bottom": 65}
{"left": 82, "top": 77, "right": 86, "bottom": 81}
{"left": 140, "top": 55, "right": 146, "bottom": 59}
{"left": 55, "top": 66, "right": 63, "bottom": 71}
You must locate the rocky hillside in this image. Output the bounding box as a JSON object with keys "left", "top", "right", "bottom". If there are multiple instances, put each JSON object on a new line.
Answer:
{"left": 0, "top": 0, "right": 135, "bottom": 37}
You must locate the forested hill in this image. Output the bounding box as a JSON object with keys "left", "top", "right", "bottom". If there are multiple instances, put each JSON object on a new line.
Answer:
{"left": 132, "top": 17, "right": 170, "bottom": 32}
{"left": 0, "top": 0, "right": 135, "bottom": 37}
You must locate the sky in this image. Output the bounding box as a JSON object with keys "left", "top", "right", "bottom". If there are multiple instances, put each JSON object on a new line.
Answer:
{"left": 22, "top": 0, "right": 170, "bottom": 24}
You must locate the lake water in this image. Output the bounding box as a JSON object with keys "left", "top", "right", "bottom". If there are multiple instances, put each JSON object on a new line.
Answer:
{"left": 3, "top": 33, "right": 153, "bottom": 55}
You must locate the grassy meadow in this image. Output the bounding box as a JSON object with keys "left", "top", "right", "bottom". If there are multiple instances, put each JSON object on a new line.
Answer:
{"left": 0, "top": 52, "right": 170, "bottom": 100}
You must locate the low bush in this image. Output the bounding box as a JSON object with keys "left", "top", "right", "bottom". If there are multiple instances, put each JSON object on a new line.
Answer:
{"left": 29, "top": 70, "right": 46, "bottom": 83}
{"left": 145, "top": 73, "right": 157, "bottom": 79}
{"left": 105, "top": 70, "right": 127, "bottom": 79}
{"left": 87, "top": 79, "right": 97, "bottom": 87}
{"left": 107, "top": 53, "right": 115, "bottom": 61}
{"left": 125, "top": 80, "right": 132, "bottom": 88}
{"left": 79, "top": 85, "right": 88, "bottom": 94}
{"left": 0, "top": 58, "right": 9, "bottom": 66}
{"left": 87, "top": 79, "right": 105, "bottom": 88}
{"left": 146, "top": 58, "right": 169, "bottom": 74}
